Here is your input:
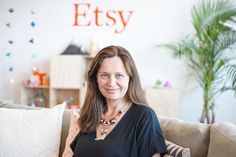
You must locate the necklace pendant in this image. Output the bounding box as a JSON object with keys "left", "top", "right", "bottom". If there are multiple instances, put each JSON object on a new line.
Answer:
{"left": 102, "top": 128, "right": 109, "bottom": 134}
{"left": 94, "top": 134, "right": 106, "bottom": 141}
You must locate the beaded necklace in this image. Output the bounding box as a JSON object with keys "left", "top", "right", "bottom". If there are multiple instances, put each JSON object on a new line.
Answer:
{"left": 95, "top": 104, "right": 126, "bottom": 141}
{"left": 100, "top": 110, "right": 123, "bottom": 125}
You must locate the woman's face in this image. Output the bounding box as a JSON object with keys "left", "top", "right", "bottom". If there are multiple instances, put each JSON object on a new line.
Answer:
{"left": 97, "top": 56, "right": 130, "bottom": 101}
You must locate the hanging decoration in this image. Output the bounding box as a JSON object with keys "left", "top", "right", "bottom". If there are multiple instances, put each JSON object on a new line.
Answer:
{"left": 8, "top": 66, "right": 14, "bottom": 72}
{"left": 4, "top": 7, "right": 38, "bottom": 74}
{"left": 6, "top": 22, "right": 12, "bottom": 28}
{"left": 31, "top": 21, "right": 36, "bottom": 27}
{"left": 29, "top": 38, "right": 34, "bottom": 44}
{"left": 31, "top": 10, "right": 36, "bottom": 15}
{"left": 31, "top": 53, "right": 36, "bottom": 58}
{"left": 6, "top": 51, "right": 12, "bottom": 57}
{"left": 8, "top": 40, "right": 14, "bottom": 44}
{"left": 9, "top": 8, "right": 14, "bottom": 13}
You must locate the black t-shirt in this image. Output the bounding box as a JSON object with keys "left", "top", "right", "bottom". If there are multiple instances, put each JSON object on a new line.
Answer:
{"left": 70, "top": 103, "right": 167, "bottom": 157}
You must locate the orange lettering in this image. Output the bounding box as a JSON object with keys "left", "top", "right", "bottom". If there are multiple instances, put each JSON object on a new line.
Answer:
{"left": 94, "top": 7, "right": 103, "bottom": 26}
{"left": 115, "top": 11, "right": 133, "bottom": 33}
{"left": 106, "top": 10, "right": 116, "bottom": 26}
{"left": 73, "top": 3, "right": 91, "bottom": 26}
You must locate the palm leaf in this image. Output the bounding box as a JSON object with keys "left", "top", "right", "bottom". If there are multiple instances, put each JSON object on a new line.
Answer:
{"left": 214, "top": 30, "right": 236, "bottom": 54}
{"left": 226, "top": 65, "right": 236, "bottom": 92}
{"left": 192, "top": 0, "right": 236, "bottom": 38}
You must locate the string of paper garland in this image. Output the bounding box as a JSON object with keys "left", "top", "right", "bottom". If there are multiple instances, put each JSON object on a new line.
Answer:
{"left": 4, "top": 7, "right": 38, "bottom": 73}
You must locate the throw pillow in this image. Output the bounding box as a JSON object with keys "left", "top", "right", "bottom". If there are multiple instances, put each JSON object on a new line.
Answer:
{"left": 165, "top": 140, "right": 191, "bottom": 157}
{"left": 62, "top": 110, "right": 80, "bottom": 157}
{"left": 0, "top": 103, "right": 66, "bottom": 157}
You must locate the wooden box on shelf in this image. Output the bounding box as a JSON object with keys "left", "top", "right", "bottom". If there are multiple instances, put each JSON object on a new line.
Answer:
{"left": 50, "top": 55, "right": 87, "bottom": 108}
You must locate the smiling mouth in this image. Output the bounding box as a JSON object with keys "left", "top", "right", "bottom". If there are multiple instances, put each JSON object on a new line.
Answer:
{"left": 105, "top": 89, "right": 118, "bottom": 93}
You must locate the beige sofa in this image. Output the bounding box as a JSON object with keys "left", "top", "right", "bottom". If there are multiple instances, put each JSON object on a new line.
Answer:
{"left": 1, "top": 102, "right": 236, "bottom": 157}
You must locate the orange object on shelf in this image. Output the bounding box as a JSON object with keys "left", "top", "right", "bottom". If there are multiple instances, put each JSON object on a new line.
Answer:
{"left": 38, "top": 73, "right": 46, "bottom": 85}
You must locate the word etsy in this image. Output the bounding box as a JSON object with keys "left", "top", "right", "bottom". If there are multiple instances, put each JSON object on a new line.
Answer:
{"left": 73, "top": 3, "right": 133, "bottom": 33}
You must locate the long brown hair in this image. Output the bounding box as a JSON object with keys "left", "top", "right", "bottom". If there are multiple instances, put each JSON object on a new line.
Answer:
{"left": 78, "top": 45, "right": 146, "bottom": 133}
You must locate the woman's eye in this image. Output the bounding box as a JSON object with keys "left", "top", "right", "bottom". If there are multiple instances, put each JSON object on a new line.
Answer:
{"left": 101, "top": 74, "right": 109, "bottom": 79}
{"left": 115, "top": 74, "right": 124, "bottom": 79}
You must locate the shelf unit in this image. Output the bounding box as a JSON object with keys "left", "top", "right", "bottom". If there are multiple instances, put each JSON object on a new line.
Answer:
{"left": 21, "top": 55, "right": 92, "bottom": 109}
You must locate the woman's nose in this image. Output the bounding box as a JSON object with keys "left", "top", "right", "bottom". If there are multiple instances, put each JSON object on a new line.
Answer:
{"left": 107, "top": 76, "right": 116, "bottom": 86}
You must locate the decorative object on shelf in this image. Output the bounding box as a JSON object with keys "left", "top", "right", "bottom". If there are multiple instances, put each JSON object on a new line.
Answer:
{"left": 163, "top": 81, "right": 172, "bottom": 88}
{"left": 61, "top": 43, "right": 88, "bottom": 55}
{"left": 32, "top": 89, "right": 46, "bottom": 107}
{"left": 28, "top": 67, "right": 49, "bottom": 87}
{"left": 158, "top": 0, "right": 236, "bottom": 124}
{"left": 154, "top": 79, "right": 172, "bottom": 88}
{"left": 63, "top": 97, "right": 78, "bottom": 109}
{"left": 28, "top": 100, "right": 35, "bottom": 107}
{"left": 89, "top": 38, "right": 99, "bottom": 57}
{"left": 64, "top": 97, "right": 74, "bottom": 104}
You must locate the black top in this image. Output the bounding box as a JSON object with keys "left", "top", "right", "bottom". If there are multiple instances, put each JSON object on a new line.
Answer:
{"left": 70, "top": 103, "right": 167, "bottom": 157}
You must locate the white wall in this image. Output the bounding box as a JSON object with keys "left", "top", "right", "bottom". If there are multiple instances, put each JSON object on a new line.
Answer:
{"left": 1, "top": 0, "right": 236, "bottom": 124}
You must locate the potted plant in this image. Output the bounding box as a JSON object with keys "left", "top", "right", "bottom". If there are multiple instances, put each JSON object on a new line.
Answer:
{"left": 159, "top": 0, "right": 236, "bottom": 123}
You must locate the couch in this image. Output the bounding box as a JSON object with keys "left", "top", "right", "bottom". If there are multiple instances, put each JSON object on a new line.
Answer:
{"left": 1, "top": 102, "right": 236, "bottom": 157}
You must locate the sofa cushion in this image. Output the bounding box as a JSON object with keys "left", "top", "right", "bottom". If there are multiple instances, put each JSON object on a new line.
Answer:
{"left": 0, "top": 103, "right": 65, "bottom": 157}
{"left": 165, "top": 140, "right": 191, "bottom": 157}
{"left": 207, "top": 122, "right": 236, "bottom": 157}
{"left": 160, "top": 117, "right": 210, "bottom": 157}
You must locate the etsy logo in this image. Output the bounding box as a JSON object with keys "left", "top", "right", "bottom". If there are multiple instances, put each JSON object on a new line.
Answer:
{"left": 73, "top": 3, "right": 134, "bottom": 33}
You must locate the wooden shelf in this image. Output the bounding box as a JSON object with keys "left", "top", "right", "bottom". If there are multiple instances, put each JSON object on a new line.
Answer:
{"left": 23, "top": 85, "right": 49, "bottom": 89}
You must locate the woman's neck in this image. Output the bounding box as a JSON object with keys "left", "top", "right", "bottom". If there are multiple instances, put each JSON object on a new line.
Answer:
{"left": 104, "top": 99, "right": 128, "bottom": 117}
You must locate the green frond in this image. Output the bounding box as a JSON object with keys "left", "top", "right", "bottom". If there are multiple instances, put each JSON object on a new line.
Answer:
{"left": 226, "top": 65, "right": 236, "bottom": 91}
{"left": 158, "top": 36, "right": 197, "bottom": 60}
{"left": 214, "top": 30, "right": 236, "bottom": 54}
{"left": 213, "top": 59, "right": 225, "bottom": 75}
{"left": 192, "top": 0, "right": 236, "bottom": 40}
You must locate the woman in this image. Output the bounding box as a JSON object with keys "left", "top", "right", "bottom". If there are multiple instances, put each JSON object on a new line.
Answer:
{"left": 71, "top": 45, "right": 167, "bottom": 157}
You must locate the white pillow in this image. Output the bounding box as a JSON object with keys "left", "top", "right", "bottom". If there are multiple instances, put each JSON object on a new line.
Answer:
{"left": 0, "top": 103, "right": 66, "bottom": 157}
